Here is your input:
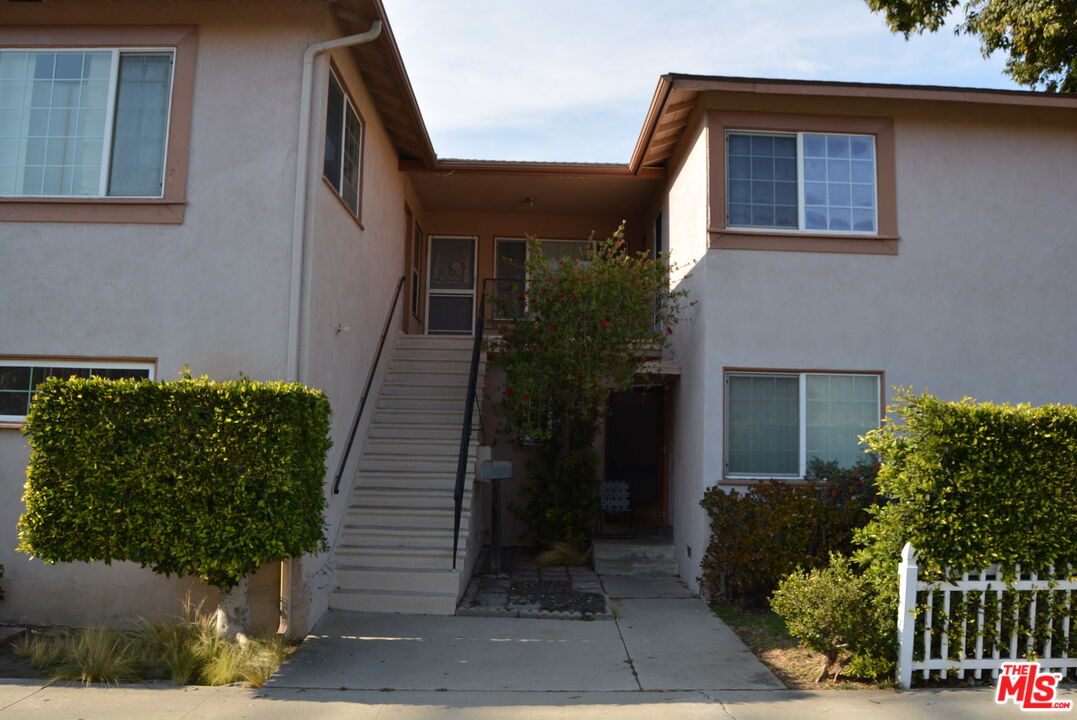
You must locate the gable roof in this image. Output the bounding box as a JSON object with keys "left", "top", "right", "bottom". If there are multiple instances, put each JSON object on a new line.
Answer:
{"left": 338, "top": 8, "right": 1076, "bottom": 177}
{"left": 629, "top": 73, "right": 1077, "bottom": 172}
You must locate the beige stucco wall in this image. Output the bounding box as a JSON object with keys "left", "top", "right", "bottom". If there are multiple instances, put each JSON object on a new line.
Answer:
{"left": 289, "top": 32, "right": 427, "bottom": 633}
{"left": 0, "top": 1, "right": 409, "bottom": 629}
{"left": 660, "top": 117, "right": 711, "bottom": 588}
{"left": 669, "top": 93, "right": 1077, "bottom": 592}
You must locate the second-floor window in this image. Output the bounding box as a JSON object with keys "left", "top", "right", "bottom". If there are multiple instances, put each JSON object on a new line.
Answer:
{"left": 726, "top": 131, "right": 877, "bottom": 235}
{"left": 323, "top": 71, "right": 363, "bottom": 217}
{"left": 0, "top": 49, "right": 175, "bottom": 198}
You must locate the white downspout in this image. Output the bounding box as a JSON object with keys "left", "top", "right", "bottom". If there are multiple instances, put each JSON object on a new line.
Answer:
{"left": 280, "top": 20, "right": 383, "bottom": 636}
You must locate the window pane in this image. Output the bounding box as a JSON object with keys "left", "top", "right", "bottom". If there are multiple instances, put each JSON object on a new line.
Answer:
{"left": 0, "top": 50, "right": 111, "bottom": 197}
{"left": 429, "top": 236, "right": 474, "bottom": 290}
{"left": 0, "top": 391, "right": 30, "bottom": 416}
{"left": 805, "top": 374, "right": 879, "bottom": 469}
{"left": 727, "top": 375, "right": 799, "bottom": 475}
{"left": 341, "top": 102, "right": 361, "bottom": 214}
{"left": 495, "top": 239, "right": 526, "bottom": 318}
{"left": 323, "top": 73, "right": 344, "bottom": 192}
{"left": 808, "top": 133, "right": 876, "bottom": 234}
{"left": 427, "top": 295, "right": 473, "bottom": 335}
{"left": 0, "top": 366, "right": 31, "bottom": 391}
{"left": 108, "top": 53, "right": 172, "bottom": 196}
{"left": 726, "top": 132, "right": 796, "bottom": 229}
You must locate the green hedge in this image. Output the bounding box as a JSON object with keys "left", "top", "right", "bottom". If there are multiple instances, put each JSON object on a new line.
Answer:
{"left": 857, "top": 390, "right": 1077, "bottom": 579}
{"left": 19, "top": 375, "right": 332, "bottom": 589}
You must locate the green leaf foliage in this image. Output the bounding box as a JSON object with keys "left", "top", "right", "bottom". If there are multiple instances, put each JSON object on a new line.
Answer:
{"left": 856, "top": 389, "right": 1077, "bottom": 580}
{"left": 847, "top": 389, "right": 1077, "bottom": 677}
{"left": 18, "top": 375, "right": 332, "bottom": 589}
{"left": 864, "top": 0, "right": 1077, "bottom": 92}
{"left": 488, "top": 223, "right": 687, "bottom": 548}
{"left": 700, "top": 458, "right": 881, "bottom": 607}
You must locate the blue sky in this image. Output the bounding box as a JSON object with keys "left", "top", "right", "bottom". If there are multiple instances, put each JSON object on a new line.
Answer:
{"left": 381, "top": 0, "right": 1019, "bottom": 163}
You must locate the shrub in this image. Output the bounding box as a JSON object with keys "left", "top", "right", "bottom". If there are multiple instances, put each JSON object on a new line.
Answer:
{"left": 489, "top": 224, "right": 687, "bottom": 549}
{"left": 848, "top": 390, "right": 1077, "bottom": 678}
{"left": 700, "top": 458, "right": 878, "bottom": 606}
{"left": 19, "top": 374, "right": 331, "bottom": 590}
{"left": 770, "top": 554, "right": 891, "bottom": 681}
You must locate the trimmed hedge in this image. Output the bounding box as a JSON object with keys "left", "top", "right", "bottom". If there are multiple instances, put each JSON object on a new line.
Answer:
{"left": 857, "top": 390, "right": 1077, "bottom": 579}
{"left": 19, "top": 375, "right": 332, "bottom": 589}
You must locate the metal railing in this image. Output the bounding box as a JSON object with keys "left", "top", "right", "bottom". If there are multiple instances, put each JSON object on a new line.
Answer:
{"left": 331, "top": 275, "right": 406, "bottom": 495}
{"left": 452, "top": 278, "right": 516, "bottom": 567}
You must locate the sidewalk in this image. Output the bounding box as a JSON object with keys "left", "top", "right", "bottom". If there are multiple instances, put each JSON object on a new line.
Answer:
{"left": 0, "top": 574, "right": 1069, "bottom": 718}
{"left": 0, "top": 682, "right": 1067, "bottom": 719}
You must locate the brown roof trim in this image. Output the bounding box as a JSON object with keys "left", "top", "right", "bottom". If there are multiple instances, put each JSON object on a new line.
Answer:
{"left": 665, "top": 73, "right": 1077, "bottom": 108}
{"left": 629, "top": 75, "right": 675, "bottom": 175}
{"left": 400, "top": 158, "right": 665, "bottom": 179}
{"left": 629, "top": 72, "right": 1076, "bottom": 176}
{"left": 338, "top": 0, "right": 437, "bottom": 168}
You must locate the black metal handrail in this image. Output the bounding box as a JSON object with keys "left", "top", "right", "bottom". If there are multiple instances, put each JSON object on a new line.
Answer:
{"left": 453, "top": 278, "right": 512, "bottom": 567}
{"left": 332, "top": 275, "right": 406, "bottom": 495}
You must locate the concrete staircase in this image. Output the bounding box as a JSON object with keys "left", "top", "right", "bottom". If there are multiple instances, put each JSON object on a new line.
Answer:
{"left": 329, "top": 334, "right": 484, "bottom": 615}
{"left": 592, "top": 536, "right": 679, "bottom": 577}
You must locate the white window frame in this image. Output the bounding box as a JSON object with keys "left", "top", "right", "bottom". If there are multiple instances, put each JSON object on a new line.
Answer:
{"left": 0, "top": 359, "right": 156, "bottom": 423}
{"left": 724, "top": 370, "right": 881, "bottom": 479}
{"left": 323, "top": 68, "right": 363, "bottom": 217}
{"left": 724, "top": 130, "right": 879, "bottom": 237}
{"left": 0, "top": 47, "right": 176, "bottom": 199}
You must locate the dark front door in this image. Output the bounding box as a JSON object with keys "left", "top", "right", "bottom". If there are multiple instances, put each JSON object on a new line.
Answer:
{"left": 605, "top": 387, "right": 666, "bottom": 533}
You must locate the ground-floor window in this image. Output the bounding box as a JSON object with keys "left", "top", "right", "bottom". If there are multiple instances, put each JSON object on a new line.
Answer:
{"left": 0, "top": 358, "right": 154, "bottom": 422}
{"left": 725, "top": 370, "right": 881, "bottom": 478}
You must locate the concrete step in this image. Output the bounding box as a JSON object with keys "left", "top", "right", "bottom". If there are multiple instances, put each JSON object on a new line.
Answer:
{"left": 592, "top": 537, "right": 679, "bottom": 576}
{"left": 594, "top": 557, "right": 679, "bottom": 577}
{"left": 375, "top": 395, "right": 471, "bottom": 411}
{"left": 334, "top": 544, "right": 462, "bottom": 568}
{"left": 391, "top": 358, "right": 475, "bottom": 373}
{"left": 340, "top": 524, "right": 457, "bottom": 546}
{"left": 385, "top": 368, "right": 481, "bottom": 383}
{"left": 358, "top": 452, "right": 476, "bottom": 473}
{"left": 335, "top": 566, "right": 463, "bottom": 594}
{"left": 396, "top": 335, "right": 474, "bottom": 347}
{"left": 354, "top": 470, "right": 471, "bottom": 490}
{"left": 346, "top": 506, "right": 470, "bottom": 530}
{"left": 381, "top": 382, "right": 471, "bottom": 399}
{"left": 593, "top": 537, "right": 677, "bottom": 561}
{"left": 351, "top": 486, "right": 455, "bottom": 507}
{"left": 371, "top": 408, "right": 471, "bottom": 425}
{"left": 368, "top": 423, "right": 468, "bottom": 440}
{"left": 329, "top": 588, "right": 458, "bottom": 615}
{"left": 362, "top": 437, "right": 477, "bottom": 457}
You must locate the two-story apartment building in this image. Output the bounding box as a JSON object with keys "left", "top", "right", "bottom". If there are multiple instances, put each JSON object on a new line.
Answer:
{"left": 2, "top": 0, "right": 1074, "bottom": 633}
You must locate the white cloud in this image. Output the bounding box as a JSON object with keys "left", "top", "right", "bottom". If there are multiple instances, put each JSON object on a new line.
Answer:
{"left": 382, "top": 0, "right": 1018, "bottom": 160}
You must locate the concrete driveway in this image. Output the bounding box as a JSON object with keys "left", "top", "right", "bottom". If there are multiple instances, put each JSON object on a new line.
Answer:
{"left": 269, "top": 575, "right": 782, "bottom": 692}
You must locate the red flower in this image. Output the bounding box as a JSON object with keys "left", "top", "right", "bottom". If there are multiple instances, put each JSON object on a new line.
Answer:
{"left": 522, "top": 394, "right": 529, "bottom": 402}
{"left": 601, "top": 318, "right": 609, "bottom": 327}
{"left": 547, "top": 323, "right": 555, "bottom": 330}
{"left": 666, "top": 327, "right": 673, "bottom": 335}
{"left": 504, "top": 388, "right": 514, "bottom": 397}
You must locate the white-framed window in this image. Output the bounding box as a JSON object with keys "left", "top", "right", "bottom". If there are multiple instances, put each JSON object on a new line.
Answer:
{"left": 726, "top": 131, "right": 877, "bottom": 235}
{"left": 323, "top": 70, "right": 363, "bottom": 217}
{"left": 0, "top": 48, "right": 175, "bottom": 198}
{"left": 0, "top": 359, "right": 155, "bottom": 422}
{"left": 725, "top": 371, "right": 881, "bottom": 478}
{"left": 493, "top": 237, "right": 592, "bottom": 319}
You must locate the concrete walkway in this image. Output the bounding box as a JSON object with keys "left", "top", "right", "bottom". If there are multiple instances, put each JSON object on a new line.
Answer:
{"left": 269, "top": 575, "right": 781, "bottom": 692}
{"left": 0, "top": 576, "right": 1069, "bottom": 718}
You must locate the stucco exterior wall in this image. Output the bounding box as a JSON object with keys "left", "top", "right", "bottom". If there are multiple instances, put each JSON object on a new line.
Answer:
{"left": 0, "top": 1, "right": 333, "bottom": 626}
{"left": 680, "top": 94, "right": 1077, "bottom": 591}
{"left": 661, "top": 118, "right": 711, "bottom": 588}
{"left": 290, "top": 34, "right": 427, "bottom": 634}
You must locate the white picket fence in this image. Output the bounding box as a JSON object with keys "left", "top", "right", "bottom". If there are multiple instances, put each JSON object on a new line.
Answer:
{"left": 897, "top": 543, "right": 1077, "bottom": 689}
